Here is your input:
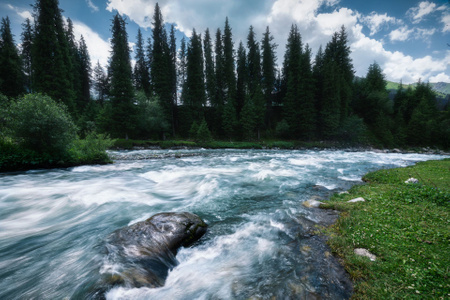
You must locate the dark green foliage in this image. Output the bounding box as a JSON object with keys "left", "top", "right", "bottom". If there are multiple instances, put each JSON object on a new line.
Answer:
{"left": 222, "top": 96, "right": 238, "bottom": 139}
{"left": 282, "top": 25, "right": 316, "bottom": 139}
{"left": 32, "top": 0, "right": 76, "bottom": 114}
{"left": 108, "top": 13, "right": 136, "bottom": 139}
{"left": 261, "top": 26, "right": 277, "bottom": 129}
{"left": 77, "top": 35, "right": 91, "bottom": 114}
{"left": 223, "top": 18, "right": 236, "bottom": 101}
{"left": 275, "top": 119, "right": 290, "bottom": 139}
{"left": 196, "top": 118, "right": 213, "bottom": 142}
{"left": 319, "top": 27, "right": 354, "bottom": 138}
{"left": 0, "top": 17, "right": 24, "bottom": 98}
{"left": 21, "top": 18, "right": 33, "bottom": 93}
{"left": 6, "top": 93, "right": 77, "bottom": 156}
{"left": 135, "top": 92, "right": 169, "bottom": 139}
{"left": 68, "top": 132, "right": 114, "bottom": 164}
{"left": 203, "top": 28, "right": 215, "bottom": 106}
{"left": 184, "top": 29, "right": 205, "bottom": 121}
{"left": 133, "top": 29, "right": 151, "bottom": 96}
{"left": 353, "top": 62, "right": 393, "bottom": 146}
{"left": 151, "top": 3, "right": 174, "bottom": 135}
{"left": 92, "top": 61, "right": 108, "bottom": 104}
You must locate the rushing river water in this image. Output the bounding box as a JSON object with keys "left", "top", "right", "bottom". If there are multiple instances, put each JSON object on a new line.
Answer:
{"left": 0, "top": 149, "right": 447, "bottom": 299}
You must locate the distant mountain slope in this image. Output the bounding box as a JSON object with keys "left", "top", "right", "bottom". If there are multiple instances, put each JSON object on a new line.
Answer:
{"left": 386, "top": 81, "right": 450, "bottom": 110}
{"left": 386, "top": 81, "right": 450, "bottom": 96}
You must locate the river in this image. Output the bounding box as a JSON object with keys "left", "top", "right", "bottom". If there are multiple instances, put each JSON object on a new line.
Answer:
{"left": 0, "top": 149, "right": 446, "bottom": 299}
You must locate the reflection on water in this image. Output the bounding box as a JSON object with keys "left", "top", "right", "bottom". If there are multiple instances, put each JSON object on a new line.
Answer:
{"left": 0, "top": 149, "right": 446, "bottom": 299}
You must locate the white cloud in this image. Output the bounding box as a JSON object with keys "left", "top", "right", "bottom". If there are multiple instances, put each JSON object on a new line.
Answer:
{"left": 86, "top": 0, "right": 99, "bottom": 12}
{"left": 429, "top": 72, "right": 450, "bottom": 82}
{"left": 442, "top": 14, "right": 450, "bottom": 32}
{"left": 407, "top": 1, "right": 436, "bottom": 24}
{"left": 72, "top": 20, "right": 110, "bottom": 68}
{"left": 363, "top": 12, "right": 399, "bottom": 36}
{"left": 389, "top": 26, "right": 414, "bottom": 42}
{"left": 6, "top": 4, "right": 33, "bottom": 21}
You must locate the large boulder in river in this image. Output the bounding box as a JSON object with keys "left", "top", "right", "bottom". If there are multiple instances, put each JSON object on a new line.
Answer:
{"left": 103, "top": 212, "right": 207, "bottom": 288}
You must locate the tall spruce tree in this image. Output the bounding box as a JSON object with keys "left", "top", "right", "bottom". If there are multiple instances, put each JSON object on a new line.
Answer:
{"left": 282, "top": 24, "right": 302, "bottom": 137}
{"left": 169, "top": 25, "right": 178, "bottom": 135}
{"left": 184, "top": 29, "right": 205, "bottom": 121}
{"left": 319, "top": 27, "right": 354, "bottom": 138}
{"left": 93, "top": 60, "right": 107, "bottom": 104}
{"left": 222, "top": 18, "right": 236, "bottom": 101}
{"left": 246, "top": 26, "right": 264, "bottom": 139}
{"left": 78, "top": 35, "right": 91, "bottom": 109}
{"left": 0, "top": 17, "right": 24, "bottom": 98}
{"left": 32, "top": 0, "right": 76, "bottom": 114}
{"left": 261, "top": 26, "right": 277, "bottom": 129}
{"left": 203, "top": 28, "right": 215, "bottom": 106}
{"left": 21, "top": 18, "right": 33, "bottom": 93}
{"left": 178, "top": 36, "right": 187, "bottom": 103}
{"left": 151, "top": 3, "right": 173, "bottom": 136}
{"left": 133, "top": 28, "right": 151, "bottom": 96}
{"left": 66, "top": 18, "right": 82, "bottom": 115}
{"left": 108, "top": 13, "right": 135, "bottom": 138}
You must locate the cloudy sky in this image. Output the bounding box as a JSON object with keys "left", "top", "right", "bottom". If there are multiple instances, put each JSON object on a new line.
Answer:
{"left": 1, "top": 0, "right": 449, "bottom": 83}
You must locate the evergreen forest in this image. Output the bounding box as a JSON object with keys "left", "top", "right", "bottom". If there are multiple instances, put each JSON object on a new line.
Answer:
{"left": 1, "top": 0, "right": 449, "bottom": 160}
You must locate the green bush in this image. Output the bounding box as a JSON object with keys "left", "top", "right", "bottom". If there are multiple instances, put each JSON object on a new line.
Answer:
{"left": 68, "top": 132, "right": 114, "bottom": 164}
{"left": 7, "top": 93, "right": 77, "bottom": 157}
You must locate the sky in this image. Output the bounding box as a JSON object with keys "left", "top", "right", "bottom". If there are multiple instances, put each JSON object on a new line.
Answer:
{"left": 1, "top": 0, "right": 449, "bottom": 84}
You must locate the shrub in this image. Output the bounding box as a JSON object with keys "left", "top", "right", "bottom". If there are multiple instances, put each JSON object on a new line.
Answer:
{"left": 68, "top": 132, "right": 114, "bottom": 164}
{"left": 7, "top": 93, "right": 77, "bottom": 157}
{"left": 275, "top": 119, "right": 290, "bottom": 139}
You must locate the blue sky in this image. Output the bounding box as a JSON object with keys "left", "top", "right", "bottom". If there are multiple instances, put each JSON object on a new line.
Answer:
{"left": 1, "top": 0, "right": 449, "bottom": 84}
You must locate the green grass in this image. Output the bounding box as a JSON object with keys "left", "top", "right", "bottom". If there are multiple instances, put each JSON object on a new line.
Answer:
{"left": 321, "top": 159, "right": 450, "bottom": 299}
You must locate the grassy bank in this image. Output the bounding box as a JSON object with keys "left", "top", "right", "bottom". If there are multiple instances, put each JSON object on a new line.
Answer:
{"left": 322, "top": 159, "right": 450, "bottom": 299}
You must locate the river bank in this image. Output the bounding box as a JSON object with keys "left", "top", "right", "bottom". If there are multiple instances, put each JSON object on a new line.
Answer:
{"left": 320, "top": 159, "right": 450, "bottom": 299}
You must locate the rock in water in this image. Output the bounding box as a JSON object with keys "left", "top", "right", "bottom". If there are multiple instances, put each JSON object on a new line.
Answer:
{"left": 104, "top": 212, "right": 207, "bottom": 288}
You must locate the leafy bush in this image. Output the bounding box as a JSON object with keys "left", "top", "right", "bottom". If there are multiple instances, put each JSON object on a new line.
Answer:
{"left": 7, "top": 93, "right": 77, "bottom": 157}
{"left": 196, "top": 119, "right": 212, "bottom": 142}
{"left": 68, "top": 132, "right": 114, "bottom": 164}
{"left": 275, "top": 119, "right": 290, "bottom": 139}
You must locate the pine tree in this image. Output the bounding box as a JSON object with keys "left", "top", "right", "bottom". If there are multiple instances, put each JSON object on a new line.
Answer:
{"left": 151, "top": 3, "right": 172, "bottom": 136}
{"left": 261, "top": 26, "right": 277, "bottom": 129}
{"left": 319, "top": 27, "right": 354, "bottom": 138}
{"left": 178, "top": 36, "right": 187, "bottom": 103}
{"left": 0, "top": 17, "right": 24, "bottom": 98}
{"left": 246, "top": 26, "right": 264, "bottom": 139}
{"left": 168, "top": 25, "right": 177, "bottom": 135}
{"left": 282, "top": 24, "right": 302, "bottom": 137}
{"left": 133, "top": 28, "right": 151, "bottom": 96}
{"left": 213, "top": 28, "right": 225, "bottom": 135}
{"left": 223, "top": 17, "right": 236, "bottom": 101}
{"left": 203, "top": 28, "right": 215, "bottom": 106}
{"left": 93, "top": 60, "right": 107, "bottom": 104}
{"left": 21, "top": 18, "right": 33, "bottom": 93}
{"left": 235, "top": 41, "right": 247, "bottom": 116}
{"left": 32, "top": 0, "right": 76, "bottom": 114}
{"left": 78, "top": 35, "right": 91, "bottom": 109}
{"left": 108, "top": 13, "right": 135, "bottom": 138}
{"left": 66, "top": 18, "right": 82, "bottom": 115}
{"left": 313, "top": 45, "right": 325, "bottom": 134}
{"left": 185, "top": 29, "right": 205, "bottom": 121}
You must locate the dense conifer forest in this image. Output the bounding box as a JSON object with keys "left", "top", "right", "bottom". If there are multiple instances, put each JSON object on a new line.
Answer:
{"left": 1, "top": 0, "right": 449, "bottom": 158}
